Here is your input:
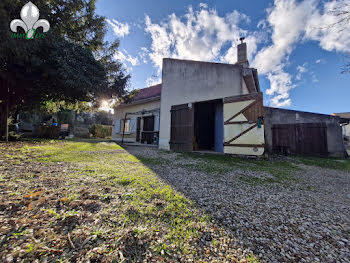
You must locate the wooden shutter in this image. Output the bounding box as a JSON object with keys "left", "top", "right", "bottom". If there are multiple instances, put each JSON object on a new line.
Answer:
{"left": 130, "top": 118, "right": 137, "bottom": 133}
{"left": 170, "top": 103, "right": 194, "bottom": 152}
{"left": 114, "top": 118, "right": 120, "bottom": 133}
{"left": 223, "top": 93, "right": 265, "bottom": 155}
{"left": 154, "top": 113, "right": 160, "bottom": 132}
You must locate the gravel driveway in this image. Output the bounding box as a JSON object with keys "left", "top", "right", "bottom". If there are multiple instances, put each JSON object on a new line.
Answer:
{"left": 127, "top": 146, "right": 350, "bottom": 263}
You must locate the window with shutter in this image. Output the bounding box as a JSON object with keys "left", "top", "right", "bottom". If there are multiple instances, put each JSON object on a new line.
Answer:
{"left": 130, "top": 118, "right": 137, "bottom": 133}
{"left": 115, "top": 119, "right": 120, "bottom": 133}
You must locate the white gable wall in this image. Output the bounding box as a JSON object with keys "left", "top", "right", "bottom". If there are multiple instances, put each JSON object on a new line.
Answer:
{"left": 159, "top": 59, "right": 246, "bottom": 150}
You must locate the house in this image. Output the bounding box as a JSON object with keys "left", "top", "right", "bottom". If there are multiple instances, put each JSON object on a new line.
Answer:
{"left": 112, "top": 84, "right": 161, "bottom": 144}
{"left": 114, "top": 39, "right": 264, "bottom": 155}
{"left": 332, "top": 112, "right": 350, "bottom": 140}
{"left": 113, "top": 40, "right": 347, "bottom": 157}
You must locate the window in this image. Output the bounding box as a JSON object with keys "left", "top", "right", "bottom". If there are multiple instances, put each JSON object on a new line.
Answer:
{"left": 120, "top": 119, "right": 130, "bottom": 133}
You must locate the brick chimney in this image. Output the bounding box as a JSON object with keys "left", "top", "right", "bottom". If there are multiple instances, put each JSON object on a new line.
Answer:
{"left": 237, "top": 37, "right": 249, "bottom": 68}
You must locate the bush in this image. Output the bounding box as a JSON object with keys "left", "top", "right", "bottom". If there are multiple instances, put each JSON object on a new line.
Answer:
{"left": 1, "top": 131, "right": 23, "bottom": 141}
{"left": 89, "top": 124, "right": 112, "bottom": 138}
{"left": 73, "top": 126, "right": 90, "bottom": 138}
{"left": 38, "top": 125, "right": 60, "bottom": 139}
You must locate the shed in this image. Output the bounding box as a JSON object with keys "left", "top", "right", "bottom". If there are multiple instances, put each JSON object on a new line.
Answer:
{"left": 264, "top": 107, "right": 347, "bottom": 157}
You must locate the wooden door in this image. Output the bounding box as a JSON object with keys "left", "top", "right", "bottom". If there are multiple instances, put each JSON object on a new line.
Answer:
{"left": 272, "top": 123, "right": 328, "bottom": 155}
{"left": 136, "top": 117, "right": 141, "bottom": 142}
{"left": 223, "top": 93, "right": 265, "bottom": 155}
{"left": 143, "top": 116, "right": 155, "bottom": 131}
{"left": 170, "top": 103, "right": 194, "bottom": 152}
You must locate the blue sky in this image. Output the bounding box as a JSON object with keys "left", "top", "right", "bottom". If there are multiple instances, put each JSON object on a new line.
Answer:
{"left": 96, "top": 0, "right": 350, "bottom": 114}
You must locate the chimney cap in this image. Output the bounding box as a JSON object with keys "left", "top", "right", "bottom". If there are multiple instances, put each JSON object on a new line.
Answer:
{"left": 239, "top": 37, "right": 245, "bottom": 43}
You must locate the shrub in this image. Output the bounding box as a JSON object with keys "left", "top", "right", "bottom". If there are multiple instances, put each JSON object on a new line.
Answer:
{"left": 89, "top": 124, "right": 112, "bottom": 138}
{"left": 38, "top": 125, "right": 60, "bottom": 139}
{"left": 73, "top": 126, "right": 90, "bottom": 138}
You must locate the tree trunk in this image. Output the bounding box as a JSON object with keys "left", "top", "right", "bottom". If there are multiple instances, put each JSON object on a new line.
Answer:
{"left": 0, "top": 77, "right": 10, "bottom": 141}
{"left": 5, "top": 95, "right": 9, "bottom": 142}
{"left": 0, "top": 102, "right": 6, "bottom": 139}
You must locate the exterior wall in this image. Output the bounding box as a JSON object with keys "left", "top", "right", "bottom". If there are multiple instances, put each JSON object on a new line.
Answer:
{"left": 112, "top": 99, "right": 160, "bottom": 142}
{"left": 343, "top": 124, "right": 350, "bottom": 139}
{"left": 242, "top": 78, "right": 249, "bottom": 94}
{"left": 159, "top": 58, "right": 245, "bottom": 150}
{"left": 264, "top": 107, "right": 346, "bottom": 157}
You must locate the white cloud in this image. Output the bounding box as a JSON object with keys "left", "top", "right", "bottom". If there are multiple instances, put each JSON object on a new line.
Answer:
{"left": 142, "top": 0, "right": 349, "bottom": 107}
{"left": 252, "top": 0, "right": 318, "bottom": 107}
{"left": 266, "top": 67, "right": 295, "bottom": 107}
{"left": 253, "top": 0, "right": 317, "bottom": 74}
{"left": 311, "top": 72, "right": 319, "bottom": 83}
{"left": 146, "top": 75, "right": 161, "bottom": 87}
{"left": 114, "top": 50, "right": 139, "bottom": 66}
{"left": 305, "top": 1, "right": 350, "bottom": 53}
{"left": 139, "top": 47, "right": 149, "bottom": 64}
{"left": 144, "top": 5, "right": 258, "bottom": 72}
{"left": 297, "top": 64, "right": 308, "bottom": 74}
{"left": 252, "top": 0, "right": 350, "bottom": 107}
{"left": 106, "top": 19, "right": 130, "bottom": 37}
{"left": 199, "top": 3, "right": 208, "bottom": 9}
{"left": 296, "top": 63, "right": 308, "bottom": 80}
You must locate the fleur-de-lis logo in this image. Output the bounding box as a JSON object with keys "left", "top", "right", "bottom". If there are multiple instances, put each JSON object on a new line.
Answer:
{"left": 10, "top": 2, "right": 50, "bottom": 39}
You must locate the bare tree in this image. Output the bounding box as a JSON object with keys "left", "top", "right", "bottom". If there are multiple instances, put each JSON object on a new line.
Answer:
{"left": 329, "top": 1, "right": 350, "bottom": 73}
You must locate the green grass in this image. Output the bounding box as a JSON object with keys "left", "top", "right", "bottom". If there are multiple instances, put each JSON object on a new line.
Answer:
{"left": 15, "top": 140, "right": 253, "bottom": 261}
{"left": 294, "top": 156, "right": 350, "bottom": 172}
{"left": 179, "top": 152, "right": 300, "bottom": 185}
{"left": 136, "top": 156, "right": 170, "bottom": 166}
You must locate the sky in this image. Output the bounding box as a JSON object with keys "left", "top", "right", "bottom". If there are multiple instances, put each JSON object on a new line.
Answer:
{"left": 96, "top": 0, "right": 350, "bottom": 114}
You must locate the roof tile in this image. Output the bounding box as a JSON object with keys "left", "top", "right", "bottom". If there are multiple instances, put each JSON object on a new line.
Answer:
{"left": 132, "top": 84, "right": 162, "bottom": 102}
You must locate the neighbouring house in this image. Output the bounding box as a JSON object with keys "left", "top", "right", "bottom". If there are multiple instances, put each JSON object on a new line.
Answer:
{"left": 332, "top": 112, "right": 350, "bottom": 140}
{"left": 332, "top": 112, "right": 350, "bottom": 155}
{"left": 112, "top": 84, "right": 161, "bottom": 144}
{"left": 113, "top": 40, "right": 347, "bottom": 157}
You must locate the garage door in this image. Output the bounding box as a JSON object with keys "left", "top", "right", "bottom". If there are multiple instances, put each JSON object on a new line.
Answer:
{"left": 223, "top": 93, "right": 265, "bottom": 156}
{"left": 272, "top": 123, "right": 328, "bottom": 155}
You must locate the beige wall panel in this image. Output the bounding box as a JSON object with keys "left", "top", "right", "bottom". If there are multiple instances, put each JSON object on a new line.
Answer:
{"left": 224, "top": 123, "right": 254, "bottom": 142}
{"left": 223, "top": 100, "right": 254, "bottom": 122}
{"left": 224, "top": 146, "right": 264, "bottom": 155}
{"left": 230, "top": 113, "right": 248, "bottom": 122}
{"left": 229, "top": 125, "right": 264, "bottom": 145}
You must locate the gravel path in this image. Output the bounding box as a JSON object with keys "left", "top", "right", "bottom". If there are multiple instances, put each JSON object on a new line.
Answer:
{"left": 127, "top": 147, "right": 350, "bottom": 263}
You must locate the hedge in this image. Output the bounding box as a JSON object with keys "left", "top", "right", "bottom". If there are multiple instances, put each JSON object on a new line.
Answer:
{"left": 73, "top": 126, "right": 90, "bottom": 138}
{"left": 89, "top": 124, "right": 112, "bottom": 138}
{"left": 38, "top": 125, "right": 60, "bottom": 139}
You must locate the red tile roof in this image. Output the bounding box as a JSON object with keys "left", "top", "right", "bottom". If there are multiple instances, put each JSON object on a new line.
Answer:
{"left": 132, "top": 84, "right": 162, "bottom": 102}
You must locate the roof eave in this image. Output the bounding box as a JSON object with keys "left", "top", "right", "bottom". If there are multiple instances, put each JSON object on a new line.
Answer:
{"left": 116, "top": 96, "right": 161, "bottom": 109}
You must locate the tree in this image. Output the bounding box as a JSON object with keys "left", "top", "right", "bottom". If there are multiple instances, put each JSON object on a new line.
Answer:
{"left": 0, "top": 0, "right": 130, "bottom": 140}
{"left": 328, "top": 1, "right": 350, "bottom": 74}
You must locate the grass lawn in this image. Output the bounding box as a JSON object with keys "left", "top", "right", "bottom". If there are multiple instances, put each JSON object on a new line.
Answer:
{"left": 293, "top": 155, "right": 350, "bottom": 171}
{"left": 0, "top": 140, "right": 260, "bottom": 263}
